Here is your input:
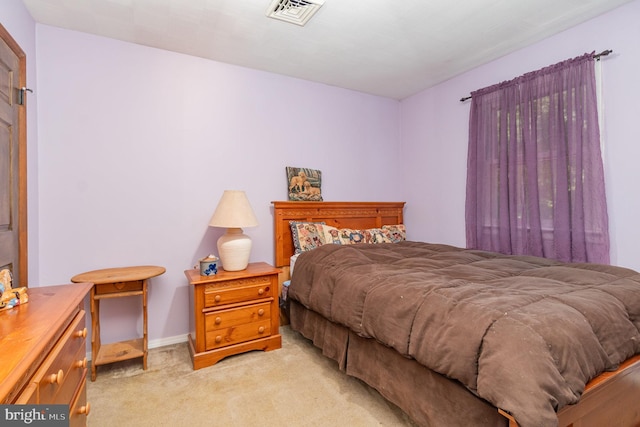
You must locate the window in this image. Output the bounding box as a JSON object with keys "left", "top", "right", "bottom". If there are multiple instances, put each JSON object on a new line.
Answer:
{"left": 465, "top": 53, "right": 610, "bottom": 264}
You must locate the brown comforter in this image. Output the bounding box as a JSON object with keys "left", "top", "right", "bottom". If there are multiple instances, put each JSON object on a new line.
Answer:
{"left": 288, "top": 241, "right": 640, "bottom": 427}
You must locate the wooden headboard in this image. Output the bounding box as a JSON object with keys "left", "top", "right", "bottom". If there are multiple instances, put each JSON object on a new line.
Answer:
{"left": 271, "top": 201, "right": 405, "bottom": 268}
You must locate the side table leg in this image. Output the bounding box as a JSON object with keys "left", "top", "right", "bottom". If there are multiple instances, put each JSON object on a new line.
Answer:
{"left": 142, "top": 279, "right": 148, "bottom": 370}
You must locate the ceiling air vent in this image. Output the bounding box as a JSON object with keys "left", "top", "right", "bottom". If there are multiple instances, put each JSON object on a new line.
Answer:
{"left": 266, "top": 0, "right": 325, "bottom": 26}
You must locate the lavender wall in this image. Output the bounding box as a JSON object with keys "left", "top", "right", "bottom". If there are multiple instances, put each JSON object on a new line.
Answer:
{"left": 401, "top": 0, "right": 640, "bottom": 271}
{"left": 0, "top": 0, "right": 40, "bottom": 284}
{"left": 34, "top": 26, "right": 401, "bottom": 344}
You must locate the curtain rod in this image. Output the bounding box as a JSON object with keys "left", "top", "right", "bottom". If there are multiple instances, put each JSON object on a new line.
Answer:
{"left": 459, "top": 49, "right": 613, "bottom": 102}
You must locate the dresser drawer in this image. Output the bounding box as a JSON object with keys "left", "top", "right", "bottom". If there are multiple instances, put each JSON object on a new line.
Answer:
{"left": 53, "top": 343, "right": 87, "bottom": 405}
{"left": 33, "top": 311, "right": 87, "bottom": 404}
{"left": 69, "top": 375, "right": 89, "bottom": 427}
{"left": 204, "top": 277, "right": 273, "bottom": 307}
{"left": 14, "top": 382, "right": 38, "bottom": 404}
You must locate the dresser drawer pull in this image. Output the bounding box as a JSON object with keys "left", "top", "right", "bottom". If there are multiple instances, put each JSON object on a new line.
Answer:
{"left": 75, "top": 328, "right": 88, "bottom": 338}
{"left": 215, "top": 336, "right": 222, "bottom": 343}
{"left": 258, "top": 326, "right": 265, "bottom": 334}
{"left": 48, "top": 369, "right": 64, "bottom": 385}
{"left": 214, "top": 317, "right": 222, "bottom": 325}
{"left": 76, "top": 358, "right": 88, "bottom": 369}
{"left": 214, "top": 295, "right": 221, "bottom": 303}
{"left": 78, "top": 402, "right": 91, "bottom": 416}
{"left": 258, "top": 288, "right": 264, "bottom": 296}
{"left": 258, "top": 309, "right": 265, "bottom": 316}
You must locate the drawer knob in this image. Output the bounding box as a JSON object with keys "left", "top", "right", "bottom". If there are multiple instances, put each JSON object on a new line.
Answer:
{"left": 76, "top": 358, "right": 88, "bottom": 369}
{"left": 215, "top": 336, "right": 222, "bottom": 343}
{"left": 48, "top": 369, "right": 64, "bottom": 385}
{"left": 258, "top": 288, "right": 264, "bottom": 296}
{"left": 258, "top": 309, "right": 265, "bottom": 316}
{"left": 215, "top": 317, "right": 222, "bottom": 325}
{"left": 78, "top": 402, "right": 91, "bottom": 416}
{"left": 75, "top": 328, "right": 88, "bottom": 338}
{"left": 258, "top": 326, "right": 265, "bottom": 334}
{"left": 214, "top": 295, "right": 221, "bottom": 303}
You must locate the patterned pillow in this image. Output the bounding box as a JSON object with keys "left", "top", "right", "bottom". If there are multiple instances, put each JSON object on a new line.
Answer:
{"left": 290, "top": 223, "right": 406, "bottom": 253}
{"left": 322, "top": 226, "right": 397, "bottom": 245}
{"left": 338, "top": 228, "right": 366, "bottom": 244}
{"left": 362, "top": 228, "right": 392, "bottom": 244}
{"left": 321, "top": 225, "right": 348, "bottom": 245}
{"left": 383, "top": 224, "right": 406, "bottom": 243}
{"left": 290, "top": 221, "right": 326, "bottom": 253}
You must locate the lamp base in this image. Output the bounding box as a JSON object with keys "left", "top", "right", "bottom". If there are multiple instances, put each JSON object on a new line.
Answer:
{"left": 217, "top": 228, "right": 252, "bottom": 271}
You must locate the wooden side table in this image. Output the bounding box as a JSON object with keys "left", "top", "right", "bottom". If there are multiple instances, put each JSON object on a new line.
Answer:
{"left": 185, "top": 262, "right": 281, "bottom": 369}
{"left": 71, "top": 265, "right": 165, "bottom": 381}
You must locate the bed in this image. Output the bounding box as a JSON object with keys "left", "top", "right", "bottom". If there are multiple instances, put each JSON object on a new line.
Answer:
{"left": 272, "top": 201, "right": 640, "bottom": 427}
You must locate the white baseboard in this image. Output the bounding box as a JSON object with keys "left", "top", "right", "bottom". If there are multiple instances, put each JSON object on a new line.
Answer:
{"left": 149, "top": 334, "right": 189, "bottom": 349}
{"left": 86, "top": 334, "right": 189, "bottom": 362}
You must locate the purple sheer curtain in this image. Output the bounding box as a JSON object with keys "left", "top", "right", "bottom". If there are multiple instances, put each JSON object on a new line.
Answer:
{"left": 465, "top": 53, "right": 610, "bottom": 264}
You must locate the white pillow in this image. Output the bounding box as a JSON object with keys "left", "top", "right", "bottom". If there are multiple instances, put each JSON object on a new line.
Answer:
{"left": 290, "top": 252, "right": 301, "bottom": 276}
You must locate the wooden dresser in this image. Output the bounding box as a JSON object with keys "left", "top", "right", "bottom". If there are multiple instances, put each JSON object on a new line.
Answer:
{"left": 185, "top": 262, "right": 282, "bottom": 370}
{"left": 0, "top": 283, "right": 92, "bottom": 426}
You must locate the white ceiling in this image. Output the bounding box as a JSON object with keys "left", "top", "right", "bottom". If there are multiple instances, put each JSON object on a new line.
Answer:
{"left": 21, "top": 0, "right": 632, "bottom": 99}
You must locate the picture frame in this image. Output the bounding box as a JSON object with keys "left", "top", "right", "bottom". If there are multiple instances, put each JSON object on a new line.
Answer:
{"left": 286, "top": 166, "right": 323, "bottom": 201}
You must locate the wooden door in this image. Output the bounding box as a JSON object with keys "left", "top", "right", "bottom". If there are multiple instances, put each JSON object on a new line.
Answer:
{"left": 0, "top": 24, "right": 27, "bottom": 286}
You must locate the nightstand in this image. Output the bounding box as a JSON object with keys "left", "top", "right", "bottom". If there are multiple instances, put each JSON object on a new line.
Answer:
{"left": 185, "top": 262, "right": 282, "bottom": 370}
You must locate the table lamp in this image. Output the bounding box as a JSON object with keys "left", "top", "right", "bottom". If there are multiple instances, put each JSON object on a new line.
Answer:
{"left": 209, "top": 190, "right": 259, "bottom": 271}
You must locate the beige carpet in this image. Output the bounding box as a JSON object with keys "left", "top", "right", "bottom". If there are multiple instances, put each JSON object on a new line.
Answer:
{"left": 87, "top": 325, "right": 418, "bottom": 426}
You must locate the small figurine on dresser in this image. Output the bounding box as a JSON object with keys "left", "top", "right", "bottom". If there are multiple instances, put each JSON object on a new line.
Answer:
{"left": 0, "top": 269, "right": 28, "bottom": 311}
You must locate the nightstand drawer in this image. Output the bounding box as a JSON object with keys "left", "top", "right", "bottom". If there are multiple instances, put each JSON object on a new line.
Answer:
{"left": 205, "top": 320, "right": 271, "bottom": 349}
{"left": 204, "top": 279, "right": 273, "bottom": 307}
{"left": 205, "top": 302, "right": 271, "bottom": 332}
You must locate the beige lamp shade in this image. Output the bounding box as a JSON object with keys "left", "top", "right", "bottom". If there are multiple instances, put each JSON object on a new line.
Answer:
{"left": 209, "top": 190, "right": 259, "bottom": 228}
{"left": 209, "top": 191, "right": 258, "bottom": 271}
